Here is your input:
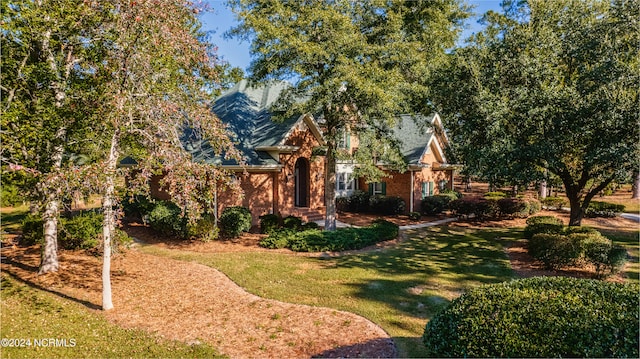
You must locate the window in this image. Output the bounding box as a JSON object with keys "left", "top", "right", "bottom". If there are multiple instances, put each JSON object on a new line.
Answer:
{"left": 336, "top": 172, "right": 355, "bottom": 191}
{"left": 368, "top": 182, "right": 386, "bottom": 195}
{"left": 337, "top": 129, "right": 351, "bottom": 149}
{"left": 438, "top": 180, "right": 448, "bottom": 191}
{"left": 422, "top": 181, "right": 434, "bottom": 198}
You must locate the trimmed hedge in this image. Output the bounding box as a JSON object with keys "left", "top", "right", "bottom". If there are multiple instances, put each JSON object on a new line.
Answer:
{"left": 541, "top": 196, "right": 567, "bottom": 211}
{"left": 420, "top": 195, "right": 451, "bottom": 215}
{"left": 586, "top": 201, "right": 625, "bottom": 218}
{"left": 423, "top": 277, "right": 640, "bottom": 358}
{"left": 450, "top": 197, "right": 540, "bottom": 220}
{"left": 259, "top": 219, "right": 399, "bottom": 252}
{"left": 219, "top": 206, "right": 252, "bottom": 238}
{"left": 369, "top": 195, "right": 405, "bottom": 215}
{"left": 523, "top": 215, "right": 564, "bottom": 239}
{"left": 148, "top": 201, "right": 185, "bottom": 236}
{"left": 259, "top": 214, "right": 281, "bottom": 234}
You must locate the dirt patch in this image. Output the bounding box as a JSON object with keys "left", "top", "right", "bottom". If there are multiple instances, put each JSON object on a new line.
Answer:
{"left": 1, "top": 242, "right": 395, "bottom": 358}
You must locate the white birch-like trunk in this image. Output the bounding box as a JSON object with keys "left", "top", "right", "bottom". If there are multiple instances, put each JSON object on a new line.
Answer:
{"left": 101, "top": 131, "right": 119, "bottom": 311}
{"left": 539, "top": 180, "right": 547, "bottom": 199}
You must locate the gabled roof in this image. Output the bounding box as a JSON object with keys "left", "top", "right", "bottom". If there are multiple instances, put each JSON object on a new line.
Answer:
{"left": 392, "top": 113, "right": 448, "bottom": 166}
{"left": 183, "top": 80, "right": 322, "bottom": 168}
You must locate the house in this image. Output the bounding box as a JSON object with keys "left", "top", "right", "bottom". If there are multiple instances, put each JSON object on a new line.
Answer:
{"left": 152, "top": 80, "right": 457, "bottom": 224}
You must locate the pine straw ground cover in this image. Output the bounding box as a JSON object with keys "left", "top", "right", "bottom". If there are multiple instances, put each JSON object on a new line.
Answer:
{"left": 0, "top": 243, "right": 394, "bottom": 358}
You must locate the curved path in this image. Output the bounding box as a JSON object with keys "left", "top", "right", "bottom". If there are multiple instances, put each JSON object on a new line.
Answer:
{"left": 105, "top": 250, "right": 396, "bottom": 358}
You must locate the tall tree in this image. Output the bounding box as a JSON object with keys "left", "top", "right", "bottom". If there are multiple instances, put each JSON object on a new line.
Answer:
{"left": 431, "top": 0, "right": 639, "bottom": 225}
{"left": 229, "top": 0, "right": 469, "bottom": 230}
{"left": 1, "top": 0, "right": 108, "bottom": 273}
{"left": 96, "top": 0, "right": 241, "bottom": 310}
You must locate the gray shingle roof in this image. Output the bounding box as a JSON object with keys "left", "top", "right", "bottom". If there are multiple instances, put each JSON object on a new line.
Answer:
{"left": 392, "top": 114, "right": 437, "bottom": 165}
{"left": 183, "top": 80, "right": 299, "bottom": 167}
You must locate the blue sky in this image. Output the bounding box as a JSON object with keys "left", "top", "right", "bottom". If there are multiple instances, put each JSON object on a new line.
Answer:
{"left": 199, "top": 0, "right": 503, "bottom": 73}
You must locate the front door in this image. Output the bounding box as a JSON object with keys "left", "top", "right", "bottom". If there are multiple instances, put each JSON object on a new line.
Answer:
{"left": 294, "top": 158, "right": 309, "bottom": 207}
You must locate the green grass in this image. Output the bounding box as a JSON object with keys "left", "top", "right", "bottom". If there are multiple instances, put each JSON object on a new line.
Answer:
{"left": 596, "top": 228, "right": 640, "bottom": 284}
{"left": 140, "top": 226, "right": 518, "bottom": 357}
{"left": 1, "top": 206, "right": 29, "bottom": 234}
{"left": 0, "top": 275, "right": 225, "bottom": 359}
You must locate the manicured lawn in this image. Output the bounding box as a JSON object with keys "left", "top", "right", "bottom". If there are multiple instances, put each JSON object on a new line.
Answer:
{"left": 0, "top": 275, "right": 225, "bottom": 359}
{"left": 141, "top": 225, "right": 518, "bottom": 357}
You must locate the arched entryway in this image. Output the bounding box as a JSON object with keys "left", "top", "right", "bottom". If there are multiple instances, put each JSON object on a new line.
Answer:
{"left": 294, "top": 157, "right": 309, "bottom": 207}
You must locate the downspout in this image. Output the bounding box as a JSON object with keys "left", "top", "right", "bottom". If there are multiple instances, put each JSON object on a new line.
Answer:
{"left": 410, "top": 170, "right": 415, "bottom": 213}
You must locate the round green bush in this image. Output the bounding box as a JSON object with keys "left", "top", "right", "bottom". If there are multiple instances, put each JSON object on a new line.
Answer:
{"left": 529, "top": 233, "right": 583, "bottom": 269}
{"left": 423, "top": 277, "right": 639, "bottom": 358}
{"left": 585, "top": 201, "right": 625, "bottom": 218}
{"left": 219, "top": 206, "right": 252, "bottom": 238}
{"left": 282, "top": 215, "right": 303, "bottom": 230}
{"left": 59, "top": 211, "right": 103, "bottom": 250}
{"left": 148, "top": 201, "right": 185, "bottom": 236}
{"left": 259, "top": 213, "right": 281, "bottom": 233}
{"left": 421, "top": 195, "right": 451, "bottom": 215}
{"left": 524, "top": 215, "right": 564, "bottom": 239}
{"left": 541, "top": 196, "right": 567, "bottom": 211}
{"left": 20, "top": 214, "right": 44, "bottom": 246}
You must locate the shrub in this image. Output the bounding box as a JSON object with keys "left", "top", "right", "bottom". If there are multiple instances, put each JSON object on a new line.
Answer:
{"left": 20, "top": 214, "right": 44, "bottom": 246}
{"left": 148, "top": 201, "right": 185, "bottom": 237}
{"left": 585, "top": 201, "right": 625, "bottom": 218}
{"left": 527, "top": 198, "right": 542, "bottom": 215}
{"left": 475, "top": 198, "right": 500, "bottom": 219}
{"left": 439, "top": 189, "right": 462, "bottom": 200}
{"left": 529, "top": 233, "right": 583, "bottom": 269}
{"left": 259, "top": 213, "right": 281, "bottom": 234}
{"left": 301, "top": 221, "right": 319, "bottom": 230}
{"left": 1, "top": 184, "right": 24, "bottom": 207}
{"left": 121, "top": 195, "right": 155, "bottom": 218}
{"left": 348, "top": 190, "right": 371, "bottom": 212}
{"left": 186, "top": 214, "right": 219, "bottom": 242}
{"left": 58, "top": 211, "right": 103, "bottom": 250}
{"left": 408, "top": 211, "right": 421, "bottom": 220}
{"left": 523, "top": 216, "right": 564, "bottom": 239}
{"left": 369, "top": 195, "right": 405, "bottom": 215}
{"left": 583, "top": 235, "right": 628, "bottom": 277}
{"left": 258, "top": 220, "right": 399, "bottom": 252}
{"left": 497, "top": 197, "right": 530, "bottom": 218}
{"left": 484, "top": 191, "right": 507, "bottom": 199}
{"left": 335, "top": 196, "right": 350, "bottom": 212}
{"left": 282, "top": 215, "right": 303, "bottom": 230}
{"left": 423, "top": 277, "right": 639, "bottom": 358}
{"left": 541, "top": 196, "right": 567, "bottom": 210}
{"left": 448, "top": 197, "right": 481, "bottom": 217}
{"left": 219, "top": 206, "right": 252, "bottom": 238}
{"left": 420, "top": 195, "right": 451, "bottom": 216}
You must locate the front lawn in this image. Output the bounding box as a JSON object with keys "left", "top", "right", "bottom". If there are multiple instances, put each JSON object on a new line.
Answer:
{"left": 0, "top": 275, "right": 225, "bottom": 359}
{"left": 141, "top": 225, "right": 518, "bottom": 357}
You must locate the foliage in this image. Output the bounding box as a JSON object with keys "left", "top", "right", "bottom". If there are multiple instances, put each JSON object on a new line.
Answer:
{"left": 423, "top": 277, "right": 639, "bottom": 358}
{"left": 497, "top": 197, "right": 539, "bottom": 218}
{"left": 259, "top": 213, "right": 281, "bottom": 234}
{"left": 484, "top": 191, "right": 507, "bottom": 199}
{"left": 439, "top": 190, "right": 462, "bottom": 200}
{"left": 219, "top": 206, "right": 252, "bottom": 238}
{"left": 408, "top": 211, "right": 421, "bottom": 221}
{"left": 186, "top": 214, "right": 219, "bottom": 242}
{"left": 58, "top": 211, "right": 103, "bottom": 250}
{"left": 529, "top": 230, "right": 627, "bottom": 275}
{"left": 148, "top": 201, "right": 185, "bottom": 237}
{"left": 431, "top": 0, "right": 639, "bottom": 226}
{"left": 121, "top": 195, "right": 156, "bottom": 219}
{"left": 585, "top": 201, "right": 625, "bottom": 218}
{"left": 282, "top": 215, "right": 303, "bottom": 230}
{"left": 259, "top": 220, "right": 399, "bottom": 252}
{"left": 0, "top": 184, "right": 25, "bottom": 207}
{"left": 541, "top": 196, "right": 567, "bottom": 211}
{"left": 421, "top": 195, "right": 452, "bottom": 216}
{"left": 228, "top": 0, "right": 470, "bottom": 229}
{"left": 20, "top": 214, "right": 44, "bottom": 246}
{"left": 336, "top": 190, "right": 372, "bottom": 213}
{"left": 523, "top": 216, "right": 565, "bottom": 239}
{"left": 369, "top": 195, "right": 405, "bottom": 215}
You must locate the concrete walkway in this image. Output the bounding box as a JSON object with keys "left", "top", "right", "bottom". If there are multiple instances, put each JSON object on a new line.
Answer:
{"left": 315, "top": 216, "right": 458, "bottom": 230}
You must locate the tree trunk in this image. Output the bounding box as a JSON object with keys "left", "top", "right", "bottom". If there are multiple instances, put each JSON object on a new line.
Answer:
{"left": 101, "top": 131, "right": 119, "bottom": 311}
{"left": 539, "top": 180, "right": 547, "bottom": 199}
{"left": 567, "top": 196, "right": 583, "bottom": 226}
{"left": 324, "top": 139, "right": 337, "bottom": 231}
{"left": 39, "top": 196, "right": 60, "bottom": 274}
{"left": 632, "top": 169, "right": 640, "bottom": 199}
